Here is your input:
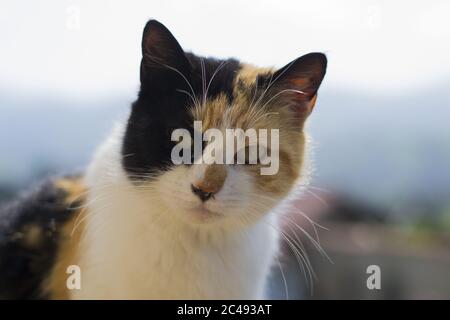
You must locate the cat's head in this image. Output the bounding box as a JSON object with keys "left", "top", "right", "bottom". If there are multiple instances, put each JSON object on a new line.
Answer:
{"left": 122, "top": 20, "right": 326, "bottom": 228}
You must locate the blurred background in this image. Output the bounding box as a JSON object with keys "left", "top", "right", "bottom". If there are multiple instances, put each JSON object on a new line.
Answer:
{"left": 1, "top": 0, "right": 449, "bottom": 299}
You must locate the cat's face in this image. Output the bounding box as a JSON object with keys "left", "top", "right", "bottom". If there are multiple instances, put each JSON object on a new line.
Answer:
{"left": 122, "top": 20, "right": 326, "bottom": 228}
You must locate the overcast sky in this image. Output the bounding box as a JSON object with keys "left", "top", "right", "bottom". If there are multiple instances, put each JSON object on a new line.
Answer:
{"left": 1, "top": 0, "right": 450, "bottom": 100}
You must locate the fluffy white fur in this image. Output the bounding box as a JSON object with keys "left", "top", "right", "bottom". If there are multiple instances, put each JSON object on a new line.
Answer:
{"left": 71, "top": 123, "right": 304, "bottom": 300}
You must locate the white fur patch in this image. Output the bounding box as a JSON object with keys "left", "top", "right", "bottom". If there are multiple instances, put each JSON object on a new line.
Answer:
{"left": 70, "top": 122, "right": 303, "bottom": 299}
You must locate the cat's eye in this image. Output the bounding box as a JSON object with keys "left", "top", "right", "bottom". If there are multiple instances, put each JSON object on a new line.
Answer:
{"left": 189, "top": 140, "right": 208, "bottom": 164}
{"left": 234, "top": 146, "right": 259, "bottom": 165}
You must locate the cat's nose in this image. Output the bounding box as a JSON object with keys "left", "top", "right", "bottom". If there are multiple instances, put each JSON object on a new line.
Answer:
{"left": 191, "top": 184, "right": 216, "bottom": 202}
{"left": 191, "top": 164, "right": 226, "bottom": 202}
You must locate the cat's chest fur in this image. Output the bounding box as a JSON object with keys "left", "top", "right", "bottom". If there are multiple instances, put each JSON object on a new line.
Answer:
{"left": 70, "top": 126, "right": 280, "bottom": 299}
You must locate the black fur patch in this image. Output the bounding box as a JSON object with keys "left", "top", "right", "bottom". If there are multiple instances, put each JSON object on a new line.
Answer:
{"left": 122, "top": 20, "right": 241, "bottom": 179}
{"left": 0, "top": 178, "right": 81, "bottom": 299}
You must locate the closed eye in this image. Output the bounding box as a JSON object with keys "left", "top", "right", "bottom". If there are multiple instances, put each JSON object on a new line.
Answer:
{"left": 234, "top": 146, "right": 260, "bottom": 165}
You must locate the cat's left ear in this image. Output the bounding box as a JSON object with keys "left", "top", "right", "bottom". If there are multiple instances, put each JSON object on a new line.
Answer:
{"left": 270, "top": 52, "right": 327, "bottom": 119}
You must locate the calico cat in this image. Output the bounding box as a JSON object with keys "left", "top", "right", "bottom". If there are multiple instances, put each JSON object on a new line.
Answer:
{"left": 0, "top": 20, "right": 326, "bottom": 299}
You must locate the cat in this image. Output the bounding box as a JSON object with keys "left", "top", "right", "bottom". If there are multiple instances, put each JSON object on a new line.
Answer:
{"left": 0, "top": 19, "right": 326, "bottom": 299}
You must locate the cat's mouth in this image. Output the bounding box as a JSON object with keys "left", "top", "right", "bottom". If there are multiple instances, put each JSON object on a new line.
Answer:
{"left": 187, "top": 206, "right": 223, "bottom": 223}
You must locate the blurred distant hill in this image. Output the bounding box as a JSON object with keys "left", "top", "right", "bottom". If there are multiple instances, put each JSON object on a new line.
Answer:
{"left": 309, "top": 84, "right": 450, "bottom": 207}
{"left": 1, "top": 84, "right": 449, "bottom": 210}
{"left": 0, "top": 93, "right": 129, "bottom": 189}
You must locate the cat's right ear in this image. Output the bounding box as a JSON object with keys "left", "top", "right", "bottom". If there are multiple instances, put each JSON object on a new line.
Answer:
{"left": 269, "top": 53, "right": 327, "bottom": 120}
{"left": 140, "top": 20, "right": 190, "bottom": 85}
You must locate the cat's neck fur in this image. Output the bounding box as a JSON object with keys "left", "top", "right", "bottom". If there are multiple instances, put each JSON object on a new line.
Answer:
{"left": 71, "top": 124, "right": 280, "bottom": 299}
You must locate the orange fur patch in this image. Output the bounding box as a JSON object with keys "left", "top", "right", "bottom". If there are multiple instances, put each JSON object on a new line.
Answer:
{"left": 43, "top": 178, "right": 87, "bottom": 299}
{"left": 190, "top": 63, "right": 311, "bottom": 197}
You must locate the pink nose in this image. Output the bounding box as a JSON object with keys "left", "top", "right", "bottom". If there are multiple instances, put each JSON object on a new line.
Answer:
{"left": 191, "top": 164, "right": 227, "bottom": 201}
{"left": 191, "top": 183, "right": 215, "bottom": 202}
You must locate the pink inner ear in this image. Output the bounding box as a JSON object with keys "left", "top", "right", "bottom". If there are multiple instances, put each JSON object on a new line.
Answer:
{"left": 292, "top": 77, "right": 314, "bottom": 95}
{"left": 292, "top": 77, "right": 309, "bottom": 87}
{"left": 285, "top": 77, "right": 318, "bottom": 117}
{"left": 286, "top": 77, "right": 316, "bottom": 103}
